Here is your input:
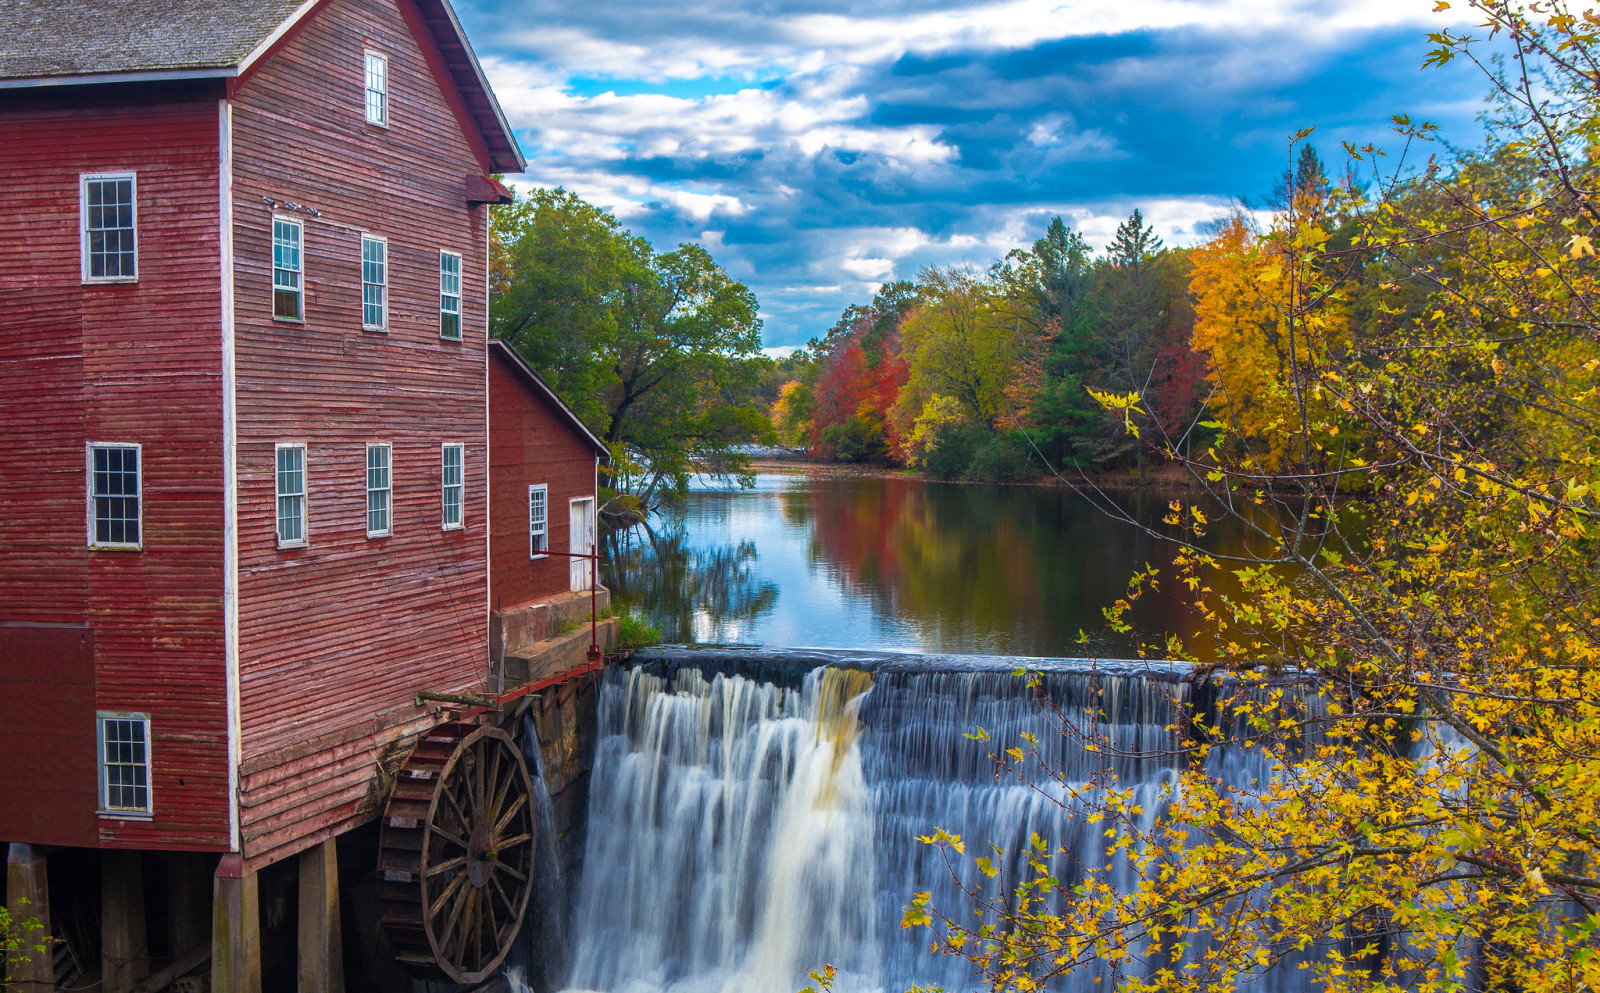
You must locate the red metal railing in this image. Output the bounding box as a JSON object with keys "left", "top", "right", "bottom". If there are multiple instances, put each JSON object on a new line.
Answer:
{"left": 416, "top": 548, "right": 608, "bottom": 717}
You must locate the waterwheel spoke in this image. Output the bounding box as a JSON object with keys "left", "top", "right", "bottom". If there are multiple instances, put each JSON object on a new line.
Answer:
{"left": 485, "top": 741, "right": 504, "bottom": 824}
{"left": 472, "top": 744, "right": 487, "bottom": 823}
{"left": 490, "top": 858, "right": 528, "bottom": 884}
{"left": 495, "top": 831, "right": 533, "bottom": 851}
{"left": 441, "top": 778, "right": 472, "bottom": 837}
{"left": 492, "top": 792, "right": 528, "bottom": 838}
{"left": 439, "top": 879, "right": 471, "bottom": 957}
{"left": 427, "top": 871, "right": 468, "bottom": 922}
{"left": 489, "top": 870, "right": 517, "bottom": 919}
{"left": 424, "top": 855, "right": 468, "bottom": 878}
{"left": 471, "top": 884, "right": 485, "bottom": 970}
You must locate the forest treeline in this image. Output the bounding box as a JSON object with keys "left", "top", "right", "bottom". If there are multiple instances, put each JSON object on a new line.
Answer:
{"left": 766, "top": 148, "right": 1348, "bottom": 483}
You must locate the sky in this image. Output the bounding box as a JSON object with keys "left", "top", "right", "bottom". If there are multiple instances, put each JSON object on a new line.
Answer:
{"left": 453, "top": 0, "right": 1490, "bottom": 351}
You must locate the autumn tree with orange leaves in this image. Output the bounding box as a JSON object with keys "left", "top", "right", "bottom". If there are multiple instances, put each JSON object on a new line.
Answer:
{"left": 905, "top": 3, "right": 1600, "bottom": 992}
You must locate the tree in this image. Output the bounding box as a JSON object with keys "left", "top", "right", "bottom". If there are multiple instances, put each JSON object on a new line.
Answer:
{"left": 492, "top": 189, "right": 767, "bottom": 505}
{"left": 909, "top": 4, "right": 1600, "bottom": 991}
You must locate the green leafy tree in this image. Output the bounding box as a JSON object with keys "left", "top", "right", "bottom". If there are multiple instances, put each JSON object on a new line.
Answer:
{"left": 491, "top": 189, "right": 768, "bottom": 504}
{"left": 1, "top": 901, "right": 48, "bottom": 993}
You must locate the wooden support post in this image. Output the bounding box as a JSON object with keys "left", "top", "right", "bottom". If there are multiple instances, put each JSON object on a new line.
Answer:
{"left": 210, "top": 855, "right": 260, "bottom": 993}
{"left": 296, "top": 839, "right": 344, "bottom": 993}
{"left": 5, "top": 844, "right": 54, "bottom": 993}
{"left": 102, "top": 850, "right": 150, "bottom": 993}
{"left": 166, "top": 852, "right": 210, "bottom": 959}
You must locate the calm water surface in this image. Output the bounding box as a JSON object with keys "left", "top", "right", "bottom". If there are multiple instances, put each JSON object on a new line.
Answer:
{"left": 603, "top": 472, "right": 1257, "bottom": 658}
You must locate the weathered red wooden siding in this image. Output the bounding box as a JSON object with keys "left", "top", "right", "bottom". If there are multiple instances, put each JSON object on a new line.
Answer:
{"left": 0, "top": 93, "right": 232, "bottom": 850}
{"left": 229, "top": 0, "right": 490, "bottom": 867}
{"left": 489, "top": 353, "right": 601, "bottom": 611}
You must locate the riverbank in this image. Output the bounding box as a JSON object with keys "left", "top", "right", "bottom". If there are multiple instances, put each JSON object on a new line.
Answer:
{"left": 747, "top": 455, "right": 1203, "bottom": 490}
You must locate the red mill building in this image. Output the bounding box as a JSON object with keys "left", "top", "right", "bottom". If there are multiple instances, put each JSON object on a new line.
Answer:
{"left": 0, "top": 1, "right": 613, "bottom": 988}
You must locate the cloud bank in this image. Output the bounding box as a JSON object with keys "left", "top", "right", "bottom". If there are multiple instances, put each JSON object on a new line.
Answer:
{"left": 456, "top": 0, "right": 1485, "bottom": 345}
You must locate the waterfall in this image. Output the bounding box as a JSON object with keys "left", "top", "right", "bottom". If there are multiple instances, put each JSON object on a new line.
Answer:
{"left": 509, "top": 712, "right": 573, "bottom": 993}
{"left": 560, "top": 650, "right": 1193, "bottom": 993}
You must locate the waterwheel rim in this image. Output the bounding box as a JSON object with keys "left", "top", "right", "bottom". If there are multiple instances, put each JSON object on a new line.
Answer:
{"left": 380, "top": 723, "right": 535, "bottom": 983}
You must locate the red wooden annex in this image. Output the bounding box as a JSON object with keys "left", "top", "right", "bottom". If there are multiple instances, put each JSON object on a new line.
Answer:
{"left": 488, "top": 340, "right": 610, "bottom": 655}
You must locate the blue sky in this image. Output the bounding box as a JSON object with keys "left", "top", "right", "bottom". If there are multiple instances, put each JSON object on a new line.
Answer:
{"left": 455, "top": 0, "right": 1489, "bottom": 350}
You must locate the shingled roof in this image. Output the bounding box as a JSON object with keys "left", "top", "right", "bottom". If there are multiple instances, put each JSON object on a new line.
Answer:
{"left": 0, "top": 0, "right": 525, "bottom": 172}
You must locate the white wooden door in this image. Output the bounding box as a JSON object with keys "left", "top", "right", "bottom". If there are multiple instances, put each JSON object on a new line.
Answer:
{"left": 569, "top": 497, "right": 595, "bottom": 591}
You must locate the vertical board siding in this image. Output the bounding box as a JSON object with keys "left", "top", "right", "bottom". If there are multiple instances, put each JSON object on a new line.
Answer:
{"left": 489, "top": 354, "right": 600, "bottom": 611}
{"left": 230, "top": 0, "right": 490, "bottom": 862}
{"left": 0, "top": 98, "right": 231, "bottom": 850}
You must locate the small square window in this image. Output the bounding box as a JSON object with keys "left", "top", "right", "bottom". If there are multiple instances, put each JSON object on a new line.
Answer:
{"left": 367, "top": 443, "right": 391, "bottom": 537}
{"left": 365, "top": 52, "right": 388, "bottom": 126}
{"left": 98, "top": 713, "right": 152, "bottom": 816}
{"left": 276, "top": 444, "right": 307, "bottom": 547}
{"left": 82, "top": 174, "right": 137, "bottom": 282}
{"left": 273, "top": 218, "right": 303, "bottom": 321}
{"left": 440, "top": 251, "right": 462, "bottom": 340}
{"left": 528, "top": 483, "right": 547, "bottom": 558}
{"left": 362, "top": 235, "right": 387, "bottom": 330}
{"left": 88, "top": 443, "right": 141, "bottom": 549}
{"left": 441, "top": 443, "right": 464, "bottom": 529}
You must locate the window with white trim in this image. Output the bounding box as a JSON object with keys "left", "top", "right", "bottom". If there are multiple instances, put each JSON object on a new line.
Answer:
{"left": 364, "top": 52, "right": 388, "bottom": 126}
{"left": 81, "top": 174, "right": 137, "bottom": 281}
{"left": 272, "top": 217, "right": 303, "bottom": 320}
{"left": 366, "top": 443, "right": 391, "bottom": 537}
{"left": 88, "top": 443, "right": 141, "bottom": 549}
{"left": 439, "top": 251, "right": 462, "bottom": 340}
{"left": 362, "top": 235, "right": 387, "bottom": 329}
{"left": 98, "top": 713, "right": 152, "bottom": 815}
{"left": 441, "top": 443, "right": 464, "bottom": 529}
{"left": 276, "top": 444, "right": 307, "bottom": 547}
{"left": 528, "top": 484, "right": 548, "bottom": 557}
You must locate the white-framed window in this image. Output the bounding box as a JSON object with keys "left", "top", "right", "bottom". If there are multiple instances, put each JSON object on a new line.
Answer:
{"left": 87, "top": 442, "right": 142, "bottom": 549}
{"left": 366, "top": 443, "right": 392, "bottom": 537}
{"left": 439, "top": 251, "right": 462, "bottom": 340}
{"left": 441, "top": 443, "right": 464, "bottom": 530}
{"left": 81, "top": 173, "right": 138, "bottom": 282}
{"left": 361, "top": 235, "right": 387, "bottom": 330}
{"left": 364, "top": 51, "right": 389, "bottom": 126}
{"left": 528, "top": 484, "right": 548, "bottom": 558}
{"left": 272, "top": 217, "right": 303, "bottom": 321}
{"left": 275, "top": 443, "right": 307, "bottom": 547}
{"left": 97, "top": 712, "right": 152, "bottom": 816}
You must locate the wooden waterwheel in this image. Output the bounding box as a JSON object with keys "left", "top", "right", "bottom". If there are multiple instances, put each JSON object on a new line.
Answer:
{"left": 378, "top": 721, "right": 535, "bottom": 983}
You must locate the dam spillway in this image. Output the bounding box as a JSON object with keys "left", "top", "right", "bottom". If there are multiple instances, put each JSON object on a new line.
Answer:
{"left": 557, "top": 647, "right": 1204, "bottom": 993}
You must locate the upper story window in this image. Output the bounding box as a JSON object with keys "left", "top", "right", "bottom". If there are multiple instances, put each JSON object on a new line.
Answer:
{"left": 273, "top": 218, "right": 303, "bottom": 321}
{"left": 366, "top": 443, "right": 392, "bottom": 537}
{"left": 529, "top": 483, "right": 548, "bottom": 558}
{"left": 440, "top": 251, "right": 462, "bottom": 340}
{"left": 362, "top": 235, "right": 387, "bottom": 330}
{"left": 276, "top": 444, "right": 307, "bottom": 547}
{"left": 98, "top": 712, "right": 152, "bottom": 816}
{"left": 441, "top": 443, "right": 463, "bottom": 529}
{"left": 81, "top": 174, "right": 137, "bottom": 282}
{"left": 88, "top": 443, "right": 141, "bottom": 550}
{"left": 364, "top": 52, "right": 389, "bottom": 126}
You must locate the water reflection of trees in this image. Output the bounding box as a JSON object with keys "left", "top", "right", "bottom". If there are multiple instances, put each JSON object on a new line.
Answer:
{"left": 603, "top": 523, "right": 779, "bottom": 644}
{"left": 780, "top": 478, "right": 1245, "bottom": 658}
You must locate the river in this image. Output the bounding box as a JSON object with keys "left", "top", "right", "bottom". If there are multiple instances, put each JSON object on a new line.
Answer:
{"left": 603, "top": 470, "right": 1256, "bottom": 659}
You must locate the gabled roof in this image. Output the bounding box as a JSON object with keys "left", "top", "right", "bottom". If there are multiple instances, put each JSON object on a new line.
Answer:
{"left": 0, "top": 0, "right": 525, "bottom": 173}
{"left": 489, "top": 340, "right": 611, "bottom": 459}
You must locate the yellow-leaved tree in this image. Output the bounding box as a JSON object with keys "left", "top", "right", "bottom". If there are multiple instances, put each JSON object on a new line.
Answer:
{"left": 903, "top": 3, "right": 1600, "bottom": 992}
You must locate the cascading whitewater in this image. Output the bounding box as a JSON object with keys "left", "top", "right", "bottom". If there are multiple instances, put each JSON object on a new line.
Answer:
{"left": 560, "top": 650, "right": 1191, "bottom": 993}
